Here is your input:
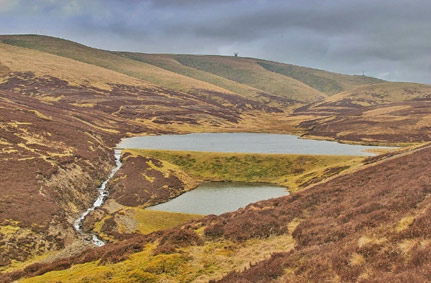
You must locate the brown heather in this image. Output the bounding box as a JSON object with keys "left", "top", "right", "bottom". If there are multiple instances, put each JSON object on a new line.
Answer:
{"left": 4, "top": 35, "right": 431, "bottom": 282}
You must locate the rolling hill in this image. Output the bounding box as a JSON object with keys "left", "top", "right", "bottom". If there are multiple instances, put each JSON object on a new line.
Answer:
{"left": 0, "top": 34, "right": 383, "bottom": 105}
{"left": 292, "top": 82, "right": 431, "bottom": 143}
{"left": 2, "top": 34, "right": 431, "bottom": 282}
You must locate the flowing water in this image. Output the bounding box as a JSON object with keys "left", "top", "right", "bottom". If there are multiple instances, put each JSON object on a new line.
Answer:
{"left": 73, "top": 149, "right": 122, "bottom": 246}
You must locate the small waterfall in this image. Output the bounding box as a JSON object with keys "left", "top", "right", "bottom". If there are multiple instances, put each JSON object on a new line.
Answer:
{"left": 73, "top": 149, "right": 122, "bottom": 246}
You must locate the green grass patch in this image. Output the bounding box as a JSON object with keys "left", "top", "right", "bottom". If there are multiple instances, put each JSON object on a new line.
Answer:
{"left": 92, "top": 208, "right": 202, "bottom": 239}
{"left": 125, "top": 149, "right": 364, "bottom": 191}
{"left": 133, "top": 208, "right": 202, "bottom": 234}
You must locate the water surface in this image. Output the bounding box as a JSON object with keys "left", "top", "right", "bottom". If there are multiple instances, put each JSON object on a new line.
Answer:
{"left": 147, "top": 182, "right": 289, "bottom": 215}
{"left": 118, "top": 133, "right": 390, "bottom": 156}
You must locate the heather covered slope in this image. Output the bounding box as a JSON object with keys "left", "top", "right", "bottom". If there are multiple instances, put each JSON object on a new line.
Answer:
{"left": 293, "top": 82, "right": 431, "bottom": 143}
{"left": 0, "top": 40, "right": 295, "bottom": 268}
{"left": 80, "top": 150, "right": 362, "bottom": 242}
{"left": 3, "top": 34, "right": 431, "bottom": 282}
{"left": 4, "top": 144, "right": 431, "bottom": 282}
{"left": 219, "top": 144, "right": 431, "bottom": 282}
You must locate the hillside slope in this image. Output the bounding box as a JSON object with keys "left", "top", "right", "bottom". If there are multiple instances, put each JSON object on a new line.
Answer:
{"left": 2, "top": 34, "right": 431, "bottom": 282}
{"left": 122, "top": 53, "right": 327, "bottom": 104}
{"left": 0, "top": 34, "right": 383, "bottom": 105}
{"left": 0, "top": 41, "right": 291, "bottom": 268}
{"left": 256, "top": 60, "right": 383, "bottom": 95}
{"left": 292, "top": 82, "right": 431, "bottom": 143}
{"left": 0, "top": 35, "right": 233, "bottom": 95}
{"left": 4, "top": 144, "right": 431, "bottom": 282}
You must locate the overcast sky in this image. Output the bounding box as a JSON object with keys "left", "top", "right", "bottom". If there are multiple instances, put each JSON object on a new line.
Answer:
{"left": 1, "top": 0, "right": 431, "bottom": 83}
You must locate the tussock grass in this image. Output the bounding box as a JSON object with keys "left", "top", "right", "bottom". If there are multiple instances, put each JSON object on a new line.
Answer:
{"left": 21, "top": 222, "right": 298, "bottom": 283}
{"left": 125, "top": 149, "right": 363, "bottom": 191}
{"left": 93, "top": 207, "right": 202, "bottom": 236}
{"left": 133, "top": 209, "right": 202, "bottom": 235}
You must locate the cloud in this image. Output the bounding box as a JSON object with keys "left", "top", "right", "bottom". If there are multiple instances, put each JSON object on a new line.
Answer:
{"left": 0, "top": 0, "right": 18, "bottom": 12}
{"left": 0, "top": 0, "right": 430, "bottom": 83}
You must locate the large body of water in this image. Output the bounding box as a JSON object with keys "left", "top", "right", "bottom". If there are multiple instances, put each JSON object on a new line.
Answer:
{"left": 148, "top": 182, "right": 288, "bottom": 215}
{"left": 118, "top": 133, "right": 389, "bottom": 156}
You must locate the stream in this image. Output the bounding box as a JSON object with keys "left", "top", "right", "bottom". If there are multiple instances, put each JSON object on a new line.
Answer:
{"left": 73, "top": 149, "right": 122, "bottom": 247}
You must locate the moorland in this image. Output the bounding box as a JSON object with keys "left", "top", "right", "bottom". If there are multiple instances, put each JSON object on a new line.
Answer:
{"left": 1, "top": 35, "right": 431, "bottom": 282}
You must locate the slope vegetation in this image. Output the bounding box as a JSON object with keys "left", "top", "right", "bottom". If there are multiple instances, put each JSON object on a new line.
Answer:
{"left": 0, "top": 34, "right": 383, "bottom": 106}
{"left": 79, "top": 149, "right": 361, "bottom": 242}
{"left": 256, "top": 60, "right": 383, "bottom": 95}
{"left": 0, "top": 39, "right": 293, "bottom": 267}
{"left": 0, "top": 35, "right": 230, "bottom": 94}
{"left": 124, "top": 53, "right": 326, "bottom": 104}
{"left": 2, "top": 34, "right": 431, "bottom": 282}
{"left": 293, "top": 82, "right": 431, "bottom": 143}
{"left": 4, "top": 144, "right": 431, "bottom": 282}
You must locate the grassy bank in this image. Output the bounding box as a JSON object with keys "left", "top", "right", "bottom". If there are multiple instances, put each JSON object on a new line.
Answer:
{"left": 93, "top": 208, "right": 202, "bottom": 241}
{"left": 124, "top": 149, "right": 364, "bottom": 192}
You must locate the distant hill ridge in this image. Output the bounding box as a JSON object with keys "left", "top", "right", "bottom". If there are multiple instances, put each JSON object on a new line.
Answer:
{"left": 0, "top": 34, "right": 383, "bottom": 104}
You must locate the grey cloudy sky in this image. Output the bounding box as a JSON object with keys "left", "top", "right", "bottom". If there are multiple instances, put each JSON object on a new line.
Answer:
{"left": 1, "top": 0, "right": 431, "bottom": 83}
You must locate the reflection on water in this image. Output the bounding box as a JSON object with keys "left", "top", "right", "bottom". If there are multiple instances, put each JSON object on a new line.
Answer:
{"left": 118, "top": 133, "right": 391, "bottom": 156}
{"left": 147, "top": 182, "right": 289, "bottom": 215}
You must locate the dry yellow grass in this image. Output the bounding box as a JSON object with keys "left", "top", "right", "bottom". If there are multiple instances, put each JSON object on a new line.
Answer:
{"left": 326, "top": 82, "right": 431, "bottom": 105}
{"left": 21, "top": 218, "right": 300, "bottom": 283}
{"left": 173, "top": 54, "right": 327, "bottom": 103}
{"left": 350, "top": 253, "right": 365, "bottom": 266}
{"left": 122, "top": 52, "right": 267, "bottom": 100}
{"left": 363, "top": 105, "right": 411, "bottom": 117}
{"left": 133, "top": 208, "right": 202, "bottom": 234}
{"left": 0, "top": 36, "right": 237, "bottom": 95}
{"left": 0, "top": 43, "right": 150, "bottom": 90}
{"left": 395, "top": 216, "right": 415, "bottom": 232}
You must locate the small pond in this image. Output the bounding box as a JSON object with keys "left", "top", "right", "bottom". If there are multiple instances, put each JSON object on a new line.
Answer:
{"left": 147, "top": 182, "right": 289, "bottom": 215}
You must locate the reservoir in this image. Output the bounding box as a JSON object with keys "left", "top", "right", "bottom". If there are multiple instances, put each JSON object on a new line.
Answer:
{"left": 147, "top": 182, "right": 288, "bottom": 215}
{"left": 118, "top": 133, "right": 390, "bottom": 156}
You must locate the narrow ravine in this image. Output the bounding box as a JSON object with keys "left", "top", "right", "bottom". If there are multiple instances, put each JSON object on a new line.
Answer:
{"left": 73, "top": 149, "right": 122, "bottom": 246}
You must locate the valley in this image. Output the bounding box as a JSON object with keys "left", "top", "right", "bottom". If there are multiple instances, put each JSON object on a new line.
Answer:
{"left": 1, "top": 34, "right": 431, "bottom": 282}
